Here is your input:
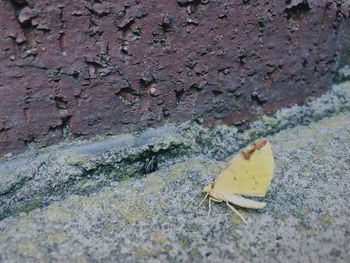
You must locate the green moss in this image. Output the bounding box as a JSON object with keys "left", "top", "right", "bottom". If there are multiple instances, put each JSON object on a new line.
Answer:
{"left": 177, "top": 236, "right": 191, "bottom": 249}
{"left": 11, "top": 188, "right": 64, "bottom": 217}
{"left": 120, "top": 167, "right": 138, "bottom": 179}
{"left": 187, "top": 223, "right": 200, "bottom": 232}
{"left": 295, "top": 224, "right": 318, "bottom": 236}
{"left": 0, "top": 171, "right": 25, "bottom": 196}
{"left": 151, "top": 234, "right": 168, "bottom": 245}
{"left": 263, "top": 116, "right": 278, "bottom": 127}
{"left": 132, "top": 246, "right": 158, "bottom": 259}
{"left": 299, "top": 206, "right": 311, "bottom": 216}
{"left": 0, "top": 171, "right": 10, "bottom": 193}
{"left": 62, "top": 125, "right": 70, "bottom": 139}
{"left": 320, "top": 214, "right": 332, "bottom": 228}
{"left": 29, "top": 195, "right": 42, "bottom": 210}
{"left": 15, "top": 203, "right": 26, "bottom": 213}
{"left": 58, "top": 151, "right": 91, "bottom": 166}
{"left": 190, "top": 249, "right": 200, "bottom": 258}
{"left": 75, "top": 179, "right": 102, "bottom": 194}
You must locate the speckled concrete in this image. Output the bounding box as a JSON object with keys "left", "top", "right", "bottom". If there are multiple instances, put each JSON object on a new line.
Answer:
{"left": 1, "top": 109, "right": 350, "bottom": 262}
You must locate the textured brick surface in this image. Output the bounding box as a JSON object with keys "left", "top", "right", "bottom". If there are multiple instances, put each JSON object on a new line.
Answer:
{"left": 0, "top": 0, "right": 349, "bottom": 157}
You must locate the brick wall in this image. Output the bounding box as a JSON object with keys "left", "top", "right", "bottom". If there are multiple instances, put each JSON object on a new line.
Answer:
{"left": 0, "top": 0, "right": 349, "bottom": 157}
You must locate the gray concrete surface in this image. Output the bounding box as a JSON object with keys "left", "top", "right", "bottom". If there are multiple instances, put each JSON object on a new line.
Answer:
{"left": 0, "top": 83, "right": 350, "bottom": 262}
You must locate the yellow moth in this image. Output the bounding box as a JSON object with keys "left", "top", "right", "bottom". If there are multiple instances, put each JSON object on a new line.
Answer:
{"left": 198, "top": 139, "right": 274, "bottom": 224}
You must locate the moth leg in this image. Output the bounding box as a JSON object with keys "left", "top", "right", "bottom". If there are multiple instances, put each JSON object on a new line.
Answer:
{"left": 211, "top": 197, "right": 221, "bottom": 202}
{"left": 197, "top": 193, "right": 209, "bottom": 208}
{"left": 206, "top": 197, "right": 212, "bottom": 219}
{"left": 206, "top": 197, "right": 215, "bottom": 219}
{"left": 226, "top": 201, "right": 248, "bottom": 225}
{"left": 206, "top": 197, "right": 221, "bottom": 219}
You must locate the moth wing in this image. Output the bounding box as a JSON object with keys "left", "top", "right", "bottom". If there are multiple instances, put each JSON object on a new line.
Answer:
{"left": 212, "top": 140, "right": 274, "bottom": 197}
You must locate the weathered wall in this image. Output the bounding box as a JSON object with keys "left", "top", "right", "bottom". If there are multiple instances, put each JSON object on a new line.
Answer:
{"left": 338, "top": 17, "right": 350, "bottom": 69}
{"left": 0, "top": 0, "right": 349, "bottom": 157}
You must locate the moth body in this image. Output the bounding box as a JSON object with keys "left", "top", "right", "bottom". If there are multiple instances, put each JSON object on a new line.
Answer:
{"left": 204, "top": 184, "right": 266, "bottom": 209}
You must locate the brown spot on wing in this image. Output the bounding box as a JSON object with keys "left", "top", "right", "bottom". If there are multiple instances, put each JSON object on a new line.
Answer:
{"left": 252, "top": 139, "right": 267, "bottom": 150}
{"left": 241, "top": 139, "right": 267, "bottom": 160}
{"left": 241, "top": 148, "right": 255, "bottom": 160}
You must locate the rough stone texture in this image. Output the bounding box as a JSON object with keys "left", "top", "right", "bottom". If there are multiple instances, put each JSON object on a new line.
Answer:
{"left": 1, "top": 81, "right": 350, "bottom": 222}
{"left": 0, "top": 0, "right": 349, "bottom": 157}
{"left": 0, "top": 108, "right": 350, "bottom": 262}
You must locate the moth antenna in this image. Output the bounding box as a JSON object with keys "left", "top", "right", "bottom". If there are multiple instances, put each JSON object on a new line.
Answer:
{"left": 197, "top": 193, "right": 209, "bottom": 208}
{"left": 226, "top": 202, "right": 248, "bottom": 225}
